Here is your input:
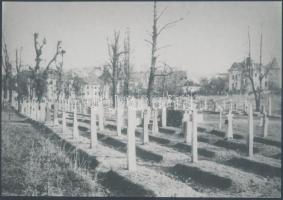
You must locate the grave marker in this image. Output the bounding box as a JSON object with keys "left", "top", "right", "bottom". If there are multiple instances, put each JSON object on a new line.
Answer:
{"left": 247, "top": 103, "right": 254, "bottom": 157}
{"left": 127, "top": 107, "right": 137, "bottom": 171}
{"left": 192, "top": 108, "right": 198, "bottom": 163}
{"left": 45, "top": 103, "right": 51, "bottom": 122}
{"left": 143, "top": 108, "right": 150, "bottom": 144}
{"left": 219, "top": 109, "right": 222, "bottom": 130}
{"left": 162, "top": 106, "right": 167, "bottom": 127}
{"left": 90, "top": 106, "right": 97, "bottom": 148}
{"left": 268, "top": 96, "right": 272, "bottom": 116}
{"left": 263, "top": 107, "right": 269, "bottom": 137}
{"left": 185, "top": 110, "right": 192, "bottom": 144}
{"left": 98, "top": 101, "right": 104, "bottom": 131}
{"left": 152, "top": 109, "right": 159, "bottom": 134}
{"left": 116, "top": 102, "right": 123, "bottom": 136}
{"left": 226, "top": 109, "right": 233, "bottom": 139}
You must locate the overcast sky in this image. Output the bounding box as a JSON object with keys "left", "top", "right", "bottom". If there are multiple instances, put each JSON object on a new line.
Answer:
{"left": 2, "top": 1, "right": 282, "bottom": 80}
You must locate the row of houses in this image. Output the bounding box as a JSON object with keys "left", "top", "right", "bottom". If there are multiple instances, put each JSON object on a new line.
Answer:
{"left": 7, "top": 56, "right": 279, "bottom": 101}
{"left": 45, "top": 67, "right": 110, "bottom": 101}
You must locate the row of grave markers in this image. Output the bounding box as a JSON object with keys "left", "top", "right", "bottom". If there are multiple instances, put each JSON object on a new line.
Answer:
{"left": 17, "top": 97, "right": 270, "bottom": 172}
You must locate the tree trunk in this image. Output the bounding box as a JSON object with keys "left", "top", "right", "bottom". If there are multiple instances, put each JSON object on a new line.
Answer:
{"left": 3, "top": 76, "right": 7, "bottom": 99}
{"left": 8, "top": 77, "right": 12, "bottom": 104}
{"left": 112, "top": 79, "right": 116, "bottom": 108}
{"left": 255, "top": 96, "right": 260, "bottom": 112}
{"left": 147, "top": 1, "right": 157, "bottom": 107}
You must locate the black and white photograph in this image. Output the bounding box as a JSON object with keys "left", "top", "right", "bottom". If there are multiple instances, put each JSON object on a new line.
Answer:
{"left": 1, "top": 1, "right": 282, "bottom": 198}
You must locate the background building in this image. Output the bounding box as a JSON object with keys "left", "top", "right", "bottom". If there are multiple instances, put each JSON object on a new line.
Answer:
{"left": 228, "top": 58, "right": 281, "bottom": 94}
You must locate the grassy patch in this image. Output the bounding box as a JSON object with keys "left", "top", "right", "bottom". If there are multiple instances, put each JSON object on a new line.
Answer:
{"left": 1, "top": 119, "right": 105, "bottom": 196}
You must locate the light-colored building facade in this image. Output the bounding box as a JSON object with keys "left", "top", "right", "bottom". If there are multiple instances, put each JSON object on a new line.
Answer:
{"left": 228, "top": 58, "right": 281, "bottom": 93}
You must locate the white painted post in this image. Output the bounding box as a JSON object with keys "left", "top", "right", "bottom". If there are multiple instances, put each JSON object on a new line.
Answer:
{"left": 127, "top": 107, "right": 136, "bottom": 171}
{"left": 152, "top": 109, "right": 159, "bottom": 134}
{"left": 192, "top": 108, "right": 198, "bottom": 163}
{"left": 247, "top": 103, "right": 254, "bottom": 157}
{"left": 90, "top": 106, "right": 97, "bottom": 148}
{"left": 268, "top": 96, "right": 272, "bottom": 116}
{"left": 263, "top": 107, "right": 269, "bottom": 137}
{"left": 185, "top": 110, "right": 192, "bottom": 144}
{"left": 45, "top": 103, "right": 51, "bottom": 122}
{"left": 40, "top": 102, "right": 45, "bottom": 122}
{"left": 162, "top": 106, "right": 167, "bottom": 127}
{"left": 73, "top": 106, "right": 79, "bottom": 140}
{"left": 98, "top": 101, "right": 104, "bottom": 131}
{"left": 116, "top": 102, "right": 122, "bottom": 136}
{"left": 219, "top": 109, "right": 222, "bottom": 130}
{"left": 29, "top": 102, "right": 32, "bottom": 118}
{"left": 226, "top": 110, "right": 233, "bottom": 139}
{"left": 143, "top": 108, "right": 150, "bottom": 144}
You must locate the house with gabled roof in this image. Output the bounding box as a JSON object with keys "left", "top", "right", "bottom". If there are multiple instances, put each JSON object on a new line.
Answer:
{"left": 228, "top": 58, "right": 281, "bottom": 93}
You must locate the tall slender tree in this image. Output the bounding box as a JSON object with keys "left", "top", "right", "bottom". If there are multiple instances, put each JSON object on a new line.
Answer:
{"left": 15, "top": 47, "right": 29, "bottom": 111}
{"left": 29, "top": 33, "right": 65, "bottom": 102}
{"left": 242, "top": 27, "right": 275, "bottom": 111}
{"left": 146, "top": 1, "right": 184, "bottom": 106}
{"left": 123, "top": 29, "right": 132, "bottom": 97}
{"left": 2, "top": 43, "right": 13, "bottom": 103}
{"left": 107, "top": 31, "right": 127, "bottom": 107}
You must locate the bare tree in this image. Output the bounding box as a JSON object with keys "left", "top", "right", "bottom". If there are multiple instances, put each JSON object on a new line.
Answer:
{"left": 15, "top": 47, "right": 26, "bottom": 111}
{"left": 242, "top": 27, "right": 275, "bottom": 112}
{"left": 29, "top": 33, "right": 65, "bottom": 102}
{"left": 146, "top": 1, "right": 184, "bottom": 106}
{"left": 55, "top": 49, "right": 66, "bottom": 101}
{"left": 123, "top": 29, "right": 132, "bottom": 97}
{"left": 107, "top": 31, "right": 127, "bottom": 107}
{"left": 2, "top": 42, "right": 13, "bottom": 103}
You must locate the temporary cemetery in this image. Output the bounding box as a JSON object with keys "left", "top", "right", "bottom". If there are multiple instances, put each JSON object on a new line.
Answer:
{"left": 2, "top": 1, "right": 281, "bottom": 197}
{"left": 3, "top": 94, "right": 281, "bottom": 197}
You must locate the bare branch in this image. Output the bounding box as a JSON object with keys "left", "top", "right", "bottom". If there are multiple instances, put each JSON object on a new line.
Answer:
{"left": 156, "top": 44, "right": 172, "bottom": 51}
{"left": 145, "top": 30, "right": 152, "bottom": 37}
{"left": 157, "top": 17, "right": 183, "bottom": 36}
{"left": 44, "top": 41, "right": 63, "bottom": 72}
{"left": 144, "top": 39, "right": 153, "bottom": 46}
{"left": 156, "top": 6, "right": 168, "bottom": 21}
